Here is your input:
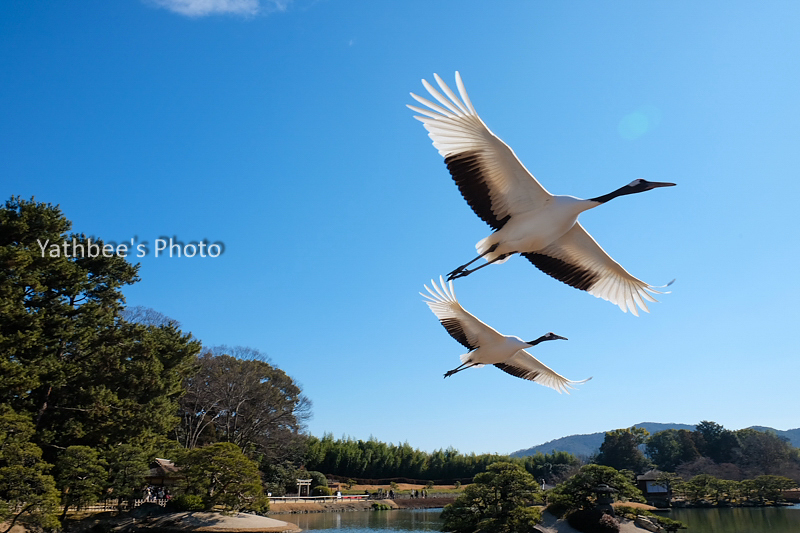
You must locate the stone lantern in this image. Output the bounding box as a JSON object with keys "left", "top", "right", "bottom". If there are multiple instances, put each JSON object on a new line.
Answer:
{"left": 594, "top": 483, "right": 617, "bottom": 516}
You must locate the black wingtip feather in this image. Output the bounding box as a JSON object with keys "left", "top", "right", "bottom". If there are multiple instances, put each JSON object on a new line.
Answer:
{"left": 440, "top": 318, "right": 475, "bottom": 350}
{"left": 522, "top": 252, "right": 599, "bottom": 292}
{"left": 495, "top": 363, "right": 540, "bottom": 381}
{"left": 444, "top": 151, "right": 510, "bottom": 231}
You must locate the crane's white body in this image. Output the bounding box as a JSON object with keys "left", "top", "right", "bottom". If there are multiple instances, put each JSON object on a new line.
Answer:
{"left": 409, "top": 73, "right": 674, "bottom": 315}
{"left": 422, "top": 277, "right": 590, "bottom": 393}
{"left": 456, "top": 331, "right": 529, "bottom": 367}
{"left": 476, "top": 195, "right": 593, "bottom": 263}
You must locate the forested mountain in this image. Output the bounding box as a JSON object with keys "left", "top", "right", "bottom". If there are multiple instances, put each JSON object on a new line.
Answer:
{"left": 749, "top": 427, "right": 800, "bottom": 447}
{"left": 511, "top": 422, "right": 800, "bottom": 458}
{"left": 511, "top": 423, "right": 694, "bottom": 458}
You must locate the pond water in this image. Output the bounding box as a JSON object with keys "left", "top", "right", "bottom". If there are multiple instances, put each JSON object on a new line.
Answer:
{"left": 282, "top": 508, "right": 443, "bottom": 532}
{"left": 284, "top": 505, "right": 800, "bottom": 533}
{"left": 655, "top": 504, "right": 800, "bottom": 533}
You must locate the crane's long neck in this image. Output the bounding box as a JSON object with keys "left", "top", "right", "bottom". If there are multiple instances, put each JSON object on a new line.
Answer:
{"left": 588, "top": 184, "right": 641, "bottom": 204}
{"left": 587, "top": 179, "right": 676, "bottom": 204}
{"left": 526, "top": 333, "right": 567, "bottom": 345}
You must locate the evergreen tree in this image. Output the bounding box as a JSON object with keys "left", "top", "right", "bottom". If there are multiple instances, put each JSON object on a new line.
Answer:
{"left": 742, "top": 475, "right": 796, "bottom": 504}
{"left": 178, "top": 442, "right": 267, "bottom": 512}
{"left": 0, "top": 406, "right": 60, "bottom": 532}
{"left": 105, "top": 444, "right": 150, "bottom": 510}
{"left": 734, "top": 429, "right": 796, "bottom": 477}
{"left": 547, "top": 464, "right": 644, "bottom": 513}
{"left": 521, "top": 451, "right": 581, "bottom": 485}
{"left": 694, "top": 421, "right": 738, "bottom": 464}
{"left": 55, "top": 446, "right": 108, "bottom": 520}
{"left": 0, "top": 197, "right": 200, "bottom": 459}
{"left": 595, "top": 427, "right": 652, "bottom": 474}
{"left": 441, "top": 462, "right": 542, "bottom": 533}
{"left": 646, "top": 429, "right": 700, "bottom": 472}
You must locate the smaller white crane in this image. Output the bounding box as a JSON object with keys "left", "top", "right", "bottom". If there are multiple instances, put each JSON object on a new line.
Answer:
{"left": 422, "top": 277, "right": 591, "bottom": 393}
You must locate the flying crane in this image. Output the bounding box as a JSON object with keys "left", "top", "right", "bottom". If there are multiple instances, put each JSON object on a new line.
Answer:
{"left": 422, "top": 277, "right": 591, "bottom": 393}
{"left": 409, "top": 72, "right": 675, "bottom": 315}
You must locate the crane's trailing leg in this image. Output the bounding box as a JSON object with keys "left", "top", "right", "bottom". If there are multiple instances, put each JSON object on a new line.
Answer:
{"left": 446, "top": 244, "right": 500, "bottom": 280}
{"left": 444, "top": 362, "right": 475, "bottom": 378}
{"left": 447, "top": 253, "right": 510, "bottom": 281}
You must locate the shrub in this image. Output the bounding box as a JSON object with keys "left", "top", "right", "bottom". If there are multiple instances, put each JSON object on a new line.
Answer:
{"left": 652, "top": 515, "right": 687, "bottom": 532}
{"left": 566, "top": 510, "right": 620, "bottom": 533}
{"left": 312, "top": 486, "right": 332, "bottom": 496}
{"left": 307, "top": 471, "right": 328, "bottom": 490}
{"left": 507, "top": 506, "right": 543, "bottom": 533}
{"left": 545, "top": 491, "right": 574, "bottom": 518}
{"left": 597, "top": 513, "right": 621, "bottom": 533}
{"left": 613, "top": 505, "right": 640, "bottom": 519}
{"left": 612, "top": 506, "right": 686, "bottom": 531}
{"left": 371, "top": 503, "right": 391, "bottom": 510}
{"left": 246, "top": 496, "right": 271, "bottom": 514}
{"left": 167, "top": 494, "right": 205, "bottom": 511}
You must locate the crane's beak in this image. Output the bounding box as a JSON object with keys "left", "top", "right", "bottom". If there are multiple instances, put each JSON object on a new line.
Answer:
{"left": 646, "top": 181, "right": 676, "bottom": 189}
{"left": 527, "top": 333, "right": 568, "bottom": 345}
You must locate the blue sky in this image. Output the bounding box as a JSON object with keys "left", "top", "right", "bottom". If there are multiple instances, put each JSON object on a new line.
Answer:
{"left": 3, "top": 1, "right": 799, "bottom": 455}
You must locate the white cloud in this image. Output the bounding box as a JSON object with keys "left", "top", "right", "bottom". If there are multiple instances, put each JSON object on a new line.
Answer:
{"left": 148, "top": 0, "right": 291, "bottom": 18}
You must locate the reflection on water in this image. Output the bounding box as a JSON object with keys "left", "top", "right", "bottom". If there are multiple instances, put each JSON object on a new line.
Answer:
{"left": 285, "top": 505, "right": 800, "bottom": 533}
{"left": 281, "top": 508, "right": 443, "bottom": 532}
{"left": 657, "top": 504, "right": 800, "bottom": 533}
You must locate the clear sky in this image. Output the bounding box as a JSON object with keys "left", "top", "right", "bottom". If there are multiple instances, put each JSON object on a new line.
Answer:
{"left": 3, "top": 1, "right": 799, "bottom": 455}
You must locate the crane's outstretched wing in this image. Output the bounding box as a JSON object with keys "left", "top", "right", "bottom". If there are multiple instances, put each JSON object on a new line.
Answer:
{"left": 494, "top": 350, "right": 592, "bottom": 394}
{"left": 409, "top": 72, "right": 552, "bottom": 231}
{"left": 421, "top": 276, "right": 501, "bottom": 351}
{"left": 522, "top": 222, "right": 666, "bottom": 316}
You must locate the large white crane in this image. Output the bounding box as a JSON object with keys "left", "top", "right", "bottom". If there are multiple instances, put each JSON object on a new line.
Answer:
{"left": 409, "top": 73, "right": 675, "bottom": 315}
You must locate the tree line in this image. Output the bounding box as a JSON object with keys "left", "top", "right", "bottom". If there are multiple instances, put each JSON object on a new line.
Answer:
{"left": 304, "top": 419, "right": 800, "bottom": 489}
{"left": 660, "top": 472, "right": 796, "bottom": 506}
{"left": 593, "top": 421, "right": 800, "bottom": 482}
{"left": 304, "top": 433, "right": 581, "bottom": 484}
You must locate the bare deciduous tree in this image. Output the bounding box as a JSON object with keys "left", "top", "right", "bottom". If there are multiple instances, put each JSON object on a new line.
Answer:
{"left": 174, "top": 348, "right": 311, "bottom": 463}
{"left": 121, "top": 306, "right": 181, "bottom": 328}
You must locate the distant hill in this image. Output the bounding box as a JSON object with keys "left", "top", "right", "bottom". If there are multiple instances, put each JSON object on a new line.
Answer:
{"left": 747, "top": 426, "right": 800, "bottom": 447}
{"left": 510, "top": 422, "right": 800, "bottom": 458}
